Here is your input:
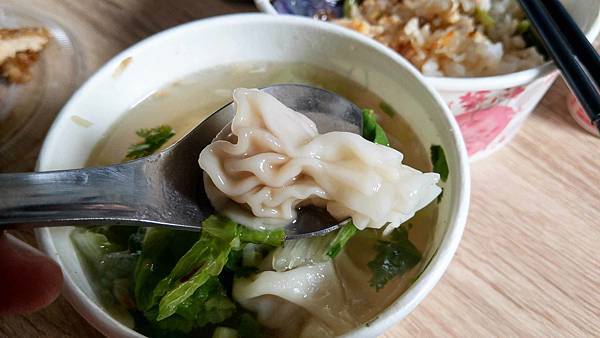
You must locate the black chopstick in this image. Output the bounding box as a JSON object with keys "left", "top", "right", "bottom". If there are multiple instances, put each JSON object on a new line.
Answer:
{"left": 517, "top": 0, "right": 600, "bottom": 133}
{"left": 543, "top": 0, "right": 600, "bottom": 77}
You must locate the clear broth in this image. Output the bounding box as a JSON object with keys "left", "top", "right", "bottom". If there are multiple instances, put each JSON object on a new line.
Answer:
{"left": 86, "top": 61, "right": 437, "bottom": 335}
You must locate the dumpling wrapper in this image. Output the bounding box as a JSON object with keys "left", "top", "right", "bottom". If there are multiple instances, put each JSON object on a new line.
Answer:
{"left": 233, "top": 260, "right": 356, "bottom": 337}
{"left": 199, "top": 88, "right": 441, "bottom": 233}
{"left": 232, "top": 247, "right": 416, "bottom": 337}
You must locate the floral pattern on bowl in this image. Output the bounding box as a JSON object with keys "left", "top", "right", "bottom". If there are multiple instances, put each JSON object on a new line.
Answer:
{"left": 256, "top": 0, "right": 600, "bottom": 160}
{"left": 441, "top": 72, "right": 559, "bottom": 160}
{"left": 567, "top": 93, "right": 600, "bottom": 137}
{"left": 456, "top": 105, "right": 515, "bottom": 156}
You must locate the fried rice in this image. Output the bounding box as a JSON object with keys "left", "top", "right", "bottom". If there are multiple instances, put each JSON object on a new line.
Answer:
{"left": 336, "top": 0, "right": 545, "bottom": 77}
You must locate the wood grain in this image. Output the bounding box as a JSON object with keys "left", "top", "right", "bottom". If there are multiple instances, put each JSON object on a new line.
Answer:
{"left": 1, "top": 1, "right": 599, "bottom": 337}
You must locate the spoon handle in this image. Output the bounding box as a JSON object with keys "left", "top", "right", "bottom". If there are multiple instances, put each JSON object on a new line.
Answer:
{"left": 0, "top": 163, "right": 154, "bottom": 229}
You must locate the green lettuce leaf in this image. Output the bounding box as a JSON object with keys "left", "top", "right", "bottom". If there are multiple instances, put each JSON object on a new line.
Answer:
{"left": 237, "top": 225, "right": 285, "bottom": 247}
{"left": 272, "top": 233, "right": 334, "bottom": 272}
{"left": 203, "top": 214, "right": 285, "bottom": 247}
{"left": 150, "top": 236, "right": 213, "bottom": 304}
{"left": 212, "top": 327, "right": 239, "bottom": 338}
{"left": 238, "top": 313, "right": 261, "bottom": 338}
{"left": 151, "top": 215, "right": 281, "bottom": 322}
{"left": 157, "top": 240, "right": 233, "bottom": 320}
{"left": 88, "top": 225, "right": 139, "bottom": 249}
{"left": 362, "top": 108, "right": 390, "bottom": 146}
{"left": 202, "top": 215, "right": 240, "bottom": 242}
{"left": 225, "top": 248, "right": 258, "bottom": 278}
{"left": 141, "top": 278, "right": 235, "bottom": 334}
{"left": 174, "top": 277, "right": 235, "bottom": 327}
{"left": 71, "top": 230, "right": 137, "bottom": 286}
{"left": 134, "top": 228, "right": 199, "bottom": 311}
{"left": 71, "top": 229, "right": 137, "bottom": 325}
{"left": 326, "top": 221, "right": 358, "bottom": 258}
{"left": 272, "top": 221, "right": 359, "bottom": 270}
{"left": 71, "top": 229, "right": 122, "bottom": 268}
{"left": 150, "top": 218, "right": 239, "bottom": 305}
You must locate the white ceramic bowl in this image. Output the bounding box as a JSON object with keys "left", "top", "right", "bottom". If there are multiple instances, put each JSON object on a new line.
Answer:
{"left": 35, "top": 14, "right": 470, "bottom": 338}
{"left": 255, "top": 0, "right": 600, "bottom": 160}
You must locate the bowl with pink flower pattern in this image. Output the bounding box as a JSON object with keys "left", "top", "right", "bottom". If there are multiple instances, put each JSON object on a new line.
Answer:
{"left": 567, "top": 92, "right": 600, "bottom": 137}
{"left": 255, "top": 0, "right": 600, "bottom": 160}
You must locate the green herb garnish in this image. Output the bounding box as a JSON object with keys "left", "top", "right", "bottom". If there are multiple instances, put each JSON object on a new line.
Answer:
{"left": 430, "top": 145, "right": 449, "bottom": 182}
{"left": 344, "top": 0, "right": 357, "bottom": 18}
{"left": 475, "top": 8, "right": 495, "bottom": 29}
{"left": 367, "top": 226, "right": 421, "bottom": 291}
{"left": 516, "top": 19, "right": 531, "bottom": 35}
{"left": 362, "top": 108, "right": 390, "bottom": 146}
{"left": 326, "top": 221, "right": 359, "bottom": 258}
{"left": 521, "top": 23, "right": 549, "bottom": 58}
{"left": 125, "top": 125, "right": 175, "bottom": 160}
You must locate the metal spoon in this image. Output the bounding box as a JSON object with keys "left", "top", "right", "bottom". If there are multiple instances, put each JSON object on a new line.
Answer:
{"left": 0, "top": 84, "right": 362, "bottom": 239}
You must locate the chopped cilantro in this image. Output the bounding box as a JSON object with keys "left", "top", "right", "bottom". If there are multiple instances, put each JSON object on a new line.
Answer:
{"left": 125, "top": 125, "right": 175, "bottom": 160}
{"left": 368, "top": 226, "right": 421, "bottom": 291}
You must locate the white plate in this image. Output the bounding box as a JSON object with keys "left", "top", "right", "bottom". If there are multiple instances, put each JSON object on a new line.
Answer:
{"left": 0, "top": 4, "right": 83, "bottom": 168}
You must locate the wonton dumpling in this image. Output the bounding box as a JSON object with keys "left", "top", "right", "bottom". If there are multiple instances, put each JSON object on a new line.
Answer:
{"left": 199, "top": 88, "right": 441, "bottom": 232}
{"left": 232, "top": 240, "right": 418, "bottom": 337}
{"left": 233, "top": 261, "right": 357, "bottom": 337}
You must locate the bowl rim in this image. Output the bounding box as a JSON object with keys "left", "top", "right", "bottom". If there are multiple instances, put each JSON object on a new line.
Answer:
{"left": 254, "top": 0, "right": 600, "bottom": 91}
{"left": 35, "top": 13, "right": 471, "bottom": 338}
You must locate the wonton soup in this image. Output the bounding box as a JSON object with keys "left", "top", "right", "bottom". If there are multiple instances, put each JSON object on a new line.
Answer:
{"left": 74, "top": 62, "right": 441, "bottom": 338}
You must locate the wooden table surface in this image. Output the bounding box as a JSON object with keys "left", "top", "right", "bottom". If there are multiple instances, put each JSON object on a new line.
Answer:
{"left": 1, "top": 1, "right": 599, "bottom": 337}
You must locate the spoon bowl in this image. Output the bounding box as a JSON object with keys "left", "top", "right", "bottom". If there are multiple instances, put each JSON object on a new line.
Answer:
{"left": 0, "top": 84, "right": 362, "bottom": 238}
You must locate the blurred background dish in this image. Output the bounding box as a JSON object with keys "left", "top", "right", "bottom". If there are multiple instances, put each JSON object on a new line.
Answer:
{"left": 255, "top": 0, "right": 600, "bottom": 160}
{"left": 0, "top": 4, "right": 83, "bottom": 171}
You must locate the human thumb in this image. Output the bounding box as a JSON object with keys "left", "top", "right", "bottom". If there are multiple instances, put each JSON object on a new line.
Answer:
{"left": 0, "top": 232, "right": 63, "bottom": 316}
